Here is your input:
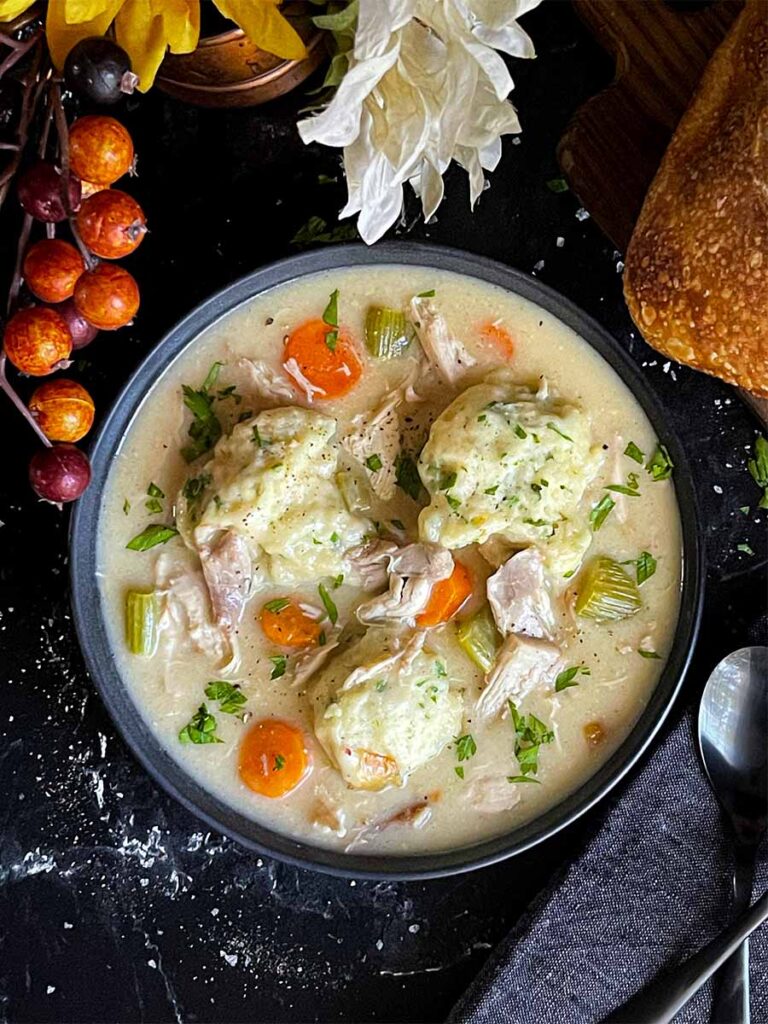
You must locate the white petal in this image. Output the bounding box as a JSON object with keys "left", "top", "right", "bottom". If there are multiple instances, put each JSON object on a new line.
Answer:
{"left": 356, "top": 0, "right": 418, "bottom": 58}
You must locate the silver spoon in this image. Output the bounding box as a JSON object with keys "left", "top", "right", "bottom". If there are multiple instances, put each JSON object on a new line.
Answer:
{"left": 699, "top": 646, "right": 768, "bottom": 1023}
{"left": 604, "top": 647, "right": 767, "bottom": 1024}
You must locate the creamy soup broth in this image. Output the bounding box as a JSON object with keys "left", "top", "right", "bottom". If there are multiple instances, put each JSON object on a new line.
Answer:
{"left": 98, "top": 266, "right": 682, "bottom": 855}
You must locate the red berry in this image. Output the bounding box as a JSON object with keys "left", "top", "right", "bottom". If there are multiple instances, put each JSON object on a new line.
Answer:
{"left": 3, "top": 306, "right": 72, "bottom": 375}
{"left": 74, "top": 263, "right": 139, "bottom": 330}
{"left": 69, "top": 116, "right": 134, "bottom": 186}
{"left": 23, "top": 239, "right": 85, "bottom": 303}
{"left": 29, "top": 444, "right": 91, "bottom": 503}
{"left": 76, "top": 188, "right": 146, "bottom": 259}
{"left": 55, "top": 298, "right": 99, "bottom": 349}
{"left": 17, "top": 162, "right": 81, "bottom": 222}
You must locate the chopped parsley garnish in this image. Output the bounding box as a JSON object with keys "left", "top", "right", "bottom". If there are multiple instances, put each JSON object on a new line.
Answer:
{"left": 416, "top": 289, "right": 435, "bottom": 297}
{"left": 395, "top": 453, "right": 423, "bottom": 501}
{"left": 747, "top": 435, "right": 768, "bottom": 508}
{"left": 252, "top": 425, "right": 264, "bottom": 447}
{"left": 546, "top": 177, "right": 568, "bottom": 193}
{"left": 183, "top": 473, "right": 211, "bottom": 506}
{"left": 204, "top": 680, "right": 247, "bottom": 718}
{"left": 181, "top": 365, "right": 224, "bottom": 463}
{"left": 507, "top": 775, "right": 541, "bottom": 784}
{"left": 318, "top": 631, "right": 327, "bottom": 646}
{"left": 126, "top": 524, "right": 179, "bottom": 551}
{"left": 646, "top": 444, "right": 674, "bottom": 481}
{"left": 318, "top": 583, "right": 338, "bottom": 624}
{"left": 435, "top": 660, "right": 447, "bottom": 678}
{"left": 269, "top": 654, "right": 287, "bottom": 680}
{"left": 477, "top": 414, "right": 487, "bottom": 423}
{"left": 446, "top": 493, "right": 461, "bottom": 511}
{"left": 322, "top": 288, "right": 339, "bottom": 351}
{"left": 507, "top": 700, "right": 554, "bottom": 776}
{"left": 624, "top": 441, "right": 645, "bottom": 464}
{"left": 636, "top": 550, "right": 657, "bottom": 584}
{"left": 638, "top": 649, "right": 661, "bottom": 659}
{"left": 290, "top": 215, "right": 358, "bottom": 247}
{"left": 145, "top": 497, "right": 163, "bottom": 514}
{"left": 439, "top": 469, "right": 458, "bottom": 490}
{"left": 374, "top": 679, "right": 387, "bottom": 692}
{"left": 546, "top": 422, "right": 573, "bottom": 442}
{"left": 332, "top": 573, "right": 344, "bottom": 588}
{"left": 531, "top": 482, "right": 543, "bottom": 498}
{"left": 365, "top": 453, "right": 383, "bottom": 472}
{"left": 216, "top": 384, "right": 241, "bottom": 403}
{"left": 606, "top": 483, "right": 640, "bottom": 496}
{"left": 589, "top": 494, "right": 616, "bottom": 530}
{"left": 123, "top": 498, "right": 130, "bottom": 515}
{"left": 484, "top": 485, "right": 499, "bottom": 495}
{"left": 455, "top": 734, "right": 477, "bottom": 762}
{"left": 740, "top": 506, "right": 751, "bottom": 515}
{"left": 555, "top": 665, "right": 590, "bottom": 692}
{"left": 274, "top": 754, "right": 286, "bottom": 771}
{"left": 514, "top": 424, "right": 527, "bottom": 440}
{"left": 179, "top": 704, "right": 222, "bottom": 745}
{"left": 737, "top": 543, "right": 755, "bottom": 555}
{"left": 147, "top": 482, "right": 164, "bottom": 499}
{"left": 455, "top": 766, "right": 465, "bottom": 780}
{"left": 523, "top": 517, "right": 548, "bottom": 528}
{"left": 264, "top": 597, "right": 291, "bottom": 614}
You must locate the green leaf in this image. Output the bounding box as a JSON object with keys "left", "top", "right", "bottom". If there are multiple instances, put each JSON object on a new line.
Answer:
{"left": 455, "top": 734, "right": 477, "bottom": 762}
{"left": 589, "top": 494, "right": 616, "bottom": 531}
{"left": 312, "top": 0, "right": 359, "bottom": 33}
{"left": 318, "top": 583, "right": 338, "bottom": 624}
{"left": 201, "top": 362, "right": 223, "bottom": 392}
{"left": 636, "top": 550, "right": 657, "bottom": 585}
{"left": 514, "top": 424, "right": 527, "bottom": 440}
{"left": 507, "top": 775, "right": 541, "bottom": 784}
{"left": 416, "top": 289, "right": 435, "bottom": 297}
{"left": 178, "top": 704, "right": 222, "bottom": 745}
{"left": 737, "top": 543, "right": 754, "bottom": 555}
{"left": 555, "top": 666, "right": 580, "bottom": 692}
{"left": 145, "top": 497, "right": 163, "bottom": 514}
{"left": 183, "top": 473, "right": 211, "bottom": 506}
{"left": 332, "top": 573, "right": 344, "bottom": 589}
{"left": 290, "top": 215, "right": 358, "bottom": 248}
{"left": 638, "top": 649, "right": 661, "bottom": 659}
{"left": 646, "top": 444, "right": 674, "bottom": 481}
{"left": 180, "top": 378, "right": 222, "bottom": 463}
{"left": 624, "top": 441, "right": 645, "bottom": 464}
{"left": 270, "top": 655, "right": 287, "bottom": 680}
{"left": 126, "top": 524, "right": 179, "bottom": 551}
{"left": 365, "top": 453, "right": 383, "bottom": 472}
{"left": 455, "top": 766, "right": 465, "bottom": 780}
{"left": 546, "top": 177, "right": 568, "bottom": 193}
{"left": 147, "top": 482, "right": 164, "bottom": 499}
{"left": 484, "top": 485, "right": 499, "bottom": 495}
{"left": 435, "top": 660, "right": 447, "bottom": 678}
{"left": 606, "top": 484, "right": 640, "bottom": 497}
{"left": 439, "top": 469, "right": 458, "bottom": 490}
{"left": 395, "top": 453, "right": 423, "bottom": 501}
{"left": 264, "top": 598, "right": 291, "bottom": 614}
{"left": 446, "top": 493, "right": 461, "bottom": 511}
{"left": 323, "top": 289, "right": 340, "bottom": 327}
{"left": 205, "top": 680, "right": 247, "bottom": 717}
{"left": 274, "top": 754, "right": 286, "bottom": 771}
{"left": 546, "top": 422, "right": 572, "bottom": 442}
{"left": 747, "top": 436, "right": 768, "bottom": 487}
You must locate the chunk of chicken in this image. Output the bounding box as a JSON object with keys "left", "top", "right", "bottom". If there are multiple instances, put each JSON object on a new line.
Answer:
{"left": 476, "top": 634, "right": 563, "bottom": 720}
{"left": 355, "top": 543, "right": 454, "bottom": 625}
{"left": 486, "top": 548, "right": 556, "bottom": 640}
{"left": 287, "top": 638, "right": 340, "bottom": 688}
{"left": 408, "top": 297, "right": 475, "bottom": 384}
{"left": 154, "top": 554, "right": 231, "bottom": 666}
{"left": 345, "top": 539, "right": 400, "bottom": 591}
{"left": 237, "top": 357, "right": 296, "bottom": 403}
{"left": 195, "top": 528, "right": 253, "bottom": 633}
{"left": 341, "top": 393, "right": 401, "bottom": 500}
{"left": 465, "top": 774, "right": 522, "bottom": 814}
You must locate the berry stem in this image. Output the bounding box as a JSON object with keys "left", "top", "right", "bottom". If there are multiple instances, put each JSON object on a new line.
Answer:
{"left": 50, "top": 82, "right": 96, "bottom": 270}
{"left": 0, "top": 28, "right": 42, "bottom": 79}
{"left": 0, "top": 35, "right": 44, "bottom": 208}
{"left": 0, "top": 352, "right": 51, "bottom": 447}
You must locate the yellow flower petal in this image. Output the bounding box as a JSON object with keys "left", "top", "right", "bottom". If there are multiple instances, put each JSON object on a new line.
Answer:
{"left": 114, "top": 0, "right": 166, "bottom": 91}
{"left": 159, "top": 0, "right": 199, "bottom": 54}
{"left": 213, "top": 0, "right": 307, "bottom": 62}
{"left": 0, "top": 0, "right": 36, "bottom": 23}
{"left": 46, "top": 1, "right": 124, "bottom": 69}
{"left": 63, "top": 0, "right": 123, "bottom": 27}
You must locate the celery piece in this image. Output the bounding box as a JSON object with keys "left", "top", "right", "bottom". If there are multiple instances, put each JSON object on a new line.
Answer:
{"left": 575, "top": 556, "right": 641, "bottom": 622}
{"left": 364, "top": 306, "right": 411, "bottom": 359}
{"left": 457, "top": 605, "right": 500, "bottom": 672}
{"left": 125, "top": 590, "right": 158, "bottom": 656}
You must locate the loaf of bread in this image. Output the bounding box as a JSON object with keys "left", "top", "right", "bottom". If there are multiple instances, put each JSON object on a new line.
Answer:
{"left": 623, "top": 0, "right": 768, "bottom": 396}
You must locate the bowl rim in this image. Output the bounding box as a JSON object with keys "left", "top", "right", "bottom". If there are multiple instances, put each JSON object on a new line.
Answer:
{"left": 69, "top": 241, "right": 703, "bottom": 881}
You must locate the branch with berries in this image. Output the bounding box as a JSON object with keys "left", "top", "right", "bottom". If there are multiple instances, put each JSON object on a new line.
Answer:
{"left": 0, "top": 23, "right": 144, "bottom": 504}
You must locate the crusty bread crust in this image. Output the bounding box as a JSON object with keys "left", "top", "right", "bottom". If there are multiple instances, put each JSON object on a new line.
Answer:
{"left": 623, "top": 0, "right": 768, "bottom": 396}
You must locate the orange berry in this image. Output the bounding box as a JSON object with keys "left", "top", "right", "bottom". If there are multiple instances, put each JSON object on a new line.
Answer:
{"left": 74, "top": 263, "right": 139, "bottom": 329}
{"left": 3, "top": 306, "right": 72, "bottom": 375}
{"left": 69, "top": 116, "right": 134, "bottom": 186}
{"left": 23, "top": 239, "right": 85, "bottom": 303}
{"left": 239, "top": 720, "right": 309, "bottom": 798}
{"left": 76, "top": 189, "right": 146, "bottom": 259}
{"left": 29, "top": 378, "right": 95, "bottom": 443}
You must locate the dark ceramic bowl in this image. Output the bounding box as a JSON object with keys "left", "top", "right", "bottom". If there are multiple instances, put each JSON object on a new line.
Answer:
{"left": 69, "top": 243, "right": 703, "bottom": 880}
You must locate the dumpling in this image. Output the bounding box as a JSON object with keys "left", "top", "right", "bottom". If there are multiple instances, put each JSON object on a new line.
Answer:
{"left": 417, "top": 374, "right": 602, "bottom": 576}
{"left": 179, "top": 406, "right": 371, "bottom": 585}
{"left": 310, "top": 629, "right": 464, "bottom": 791}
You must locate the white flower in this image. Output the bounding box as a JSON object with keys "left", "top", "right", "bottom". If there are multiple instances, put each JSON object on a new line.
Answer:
{"left": 298, "top": 0, "right": 540, "bottom": 244}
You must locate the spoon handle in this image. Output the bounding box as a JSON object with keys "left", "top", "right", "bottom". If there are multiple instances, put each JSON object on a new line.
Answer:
{"left": 710, "top": 847, "right": 756, "bottom": 1024}
{"left": 602, "top": 890, "right": 768, "bottom": 1024}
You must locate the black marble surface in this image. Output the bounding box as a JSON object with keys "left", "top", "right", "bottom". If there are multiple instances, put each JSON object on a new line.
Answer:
{"left": 0, "top": 5, "right": 765, "bottom": 1022}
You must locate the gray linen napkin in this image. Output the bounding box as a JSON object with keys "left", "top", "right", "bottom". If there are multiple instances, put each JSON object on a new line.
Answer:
{"left": 450, "top": 712, "right": 767, "bottom": 1024}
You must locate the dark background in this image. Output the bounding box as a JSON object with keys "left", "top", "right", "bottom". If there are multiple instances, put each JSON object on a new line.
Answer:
{"left": 0, "top": 4, "right": 765, "bottom": 1022}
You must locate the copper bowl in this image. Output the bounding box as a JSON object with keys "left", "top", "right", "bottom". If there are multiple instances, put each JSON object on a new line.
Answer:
{"left": 155, "top": 6, "right": 326, "bottom": 108}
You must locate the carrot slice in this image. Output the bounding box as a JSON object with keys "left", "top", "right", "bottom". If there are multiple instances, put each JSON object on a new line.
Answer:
{"left": 283, "top": 318, "right": 362, "bottom": 399}
{"left": 239, "top": 719, "right": 309, "bottom": 798}
{"left": 259, "top": 600, "right": 321, "bottom": 648}
{"left": 416, "top": 561, "right": 472, "bottom": 627}
{"left": 480, "top": 321, "right": 515, "bottom": 360}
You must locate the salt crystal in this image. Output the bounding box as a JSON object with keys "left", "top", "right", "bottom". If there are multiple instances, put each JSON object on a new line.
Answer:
{"left": 556, "top": 236, "right": 564, "bottom": 248}
{"left": 575, "top": 208, "right": 590, "bottom": 221}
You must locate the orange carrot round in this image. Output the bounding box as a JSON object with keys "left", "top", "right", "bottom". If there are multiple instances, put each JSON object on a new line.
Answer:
{"left": 283, "top": 318, "right": 362, "bottom": 399}
{"left": 259, "top": 600, "right": 321, "bottom": 648}
{"left": 480, "top": 321, "right": 515, "bottom": 361}
{"left": 416, "top": 561, "right": 472, "bottom": 627}
{"left": 239, "top": 719, "right": 309, "bottom": 798}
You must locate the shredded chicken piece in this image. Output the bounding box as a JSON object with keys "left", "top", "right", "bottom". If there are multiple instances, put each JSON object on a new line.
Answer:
{"left": 344, "top": 792, "right": 439, "bottom": 851}
{"left": 237, "top": 357, "right": 296, "bottom": 403}
{"left": 283, "top": 357, "right": 325, "bottom": 402}
{"left": 465, "top": 774, "right": 522, "bottom": 814}
{"left": 195, "top": 529, "right": 252, "bottom": 633}
{"left": 341, "top": 394, "right": 400, "bottom": 500}
{"left": 341, "top": 630, "right": 426, "bottom": 692}
{"left": 355, "top": 543, "right": 454, "bottom": 624}
{"left": 477, "top": 634, "right": 563, "bottom": 720}
{"left": 288, "top": 638, "right": 340, "bottom": 687}
{"left": 154, "top": 554, "right": 231, "bottom": 665}
{"left": 408, "top": 296, "right": 475, "bottom": 384}
{"left": 345, "top": 538, "right": 400, "bottom": 590}
{"left": 487, "top": 548, "right": 556, "bottom": 640}
{"left": 477, "top": 534, "right": 517, "bottom": 569}
{"left": 310, "top": 789, "right": 347, "bottom": 838}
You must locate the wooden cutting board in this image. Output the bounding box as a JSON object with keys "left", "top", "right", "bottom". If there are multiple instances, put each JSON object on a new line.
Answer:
{"left": 557, "top": 0, "right": 744, "bottom": 253}
{"left": 557, "top": 0, "right": 768, "bottom": 424}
